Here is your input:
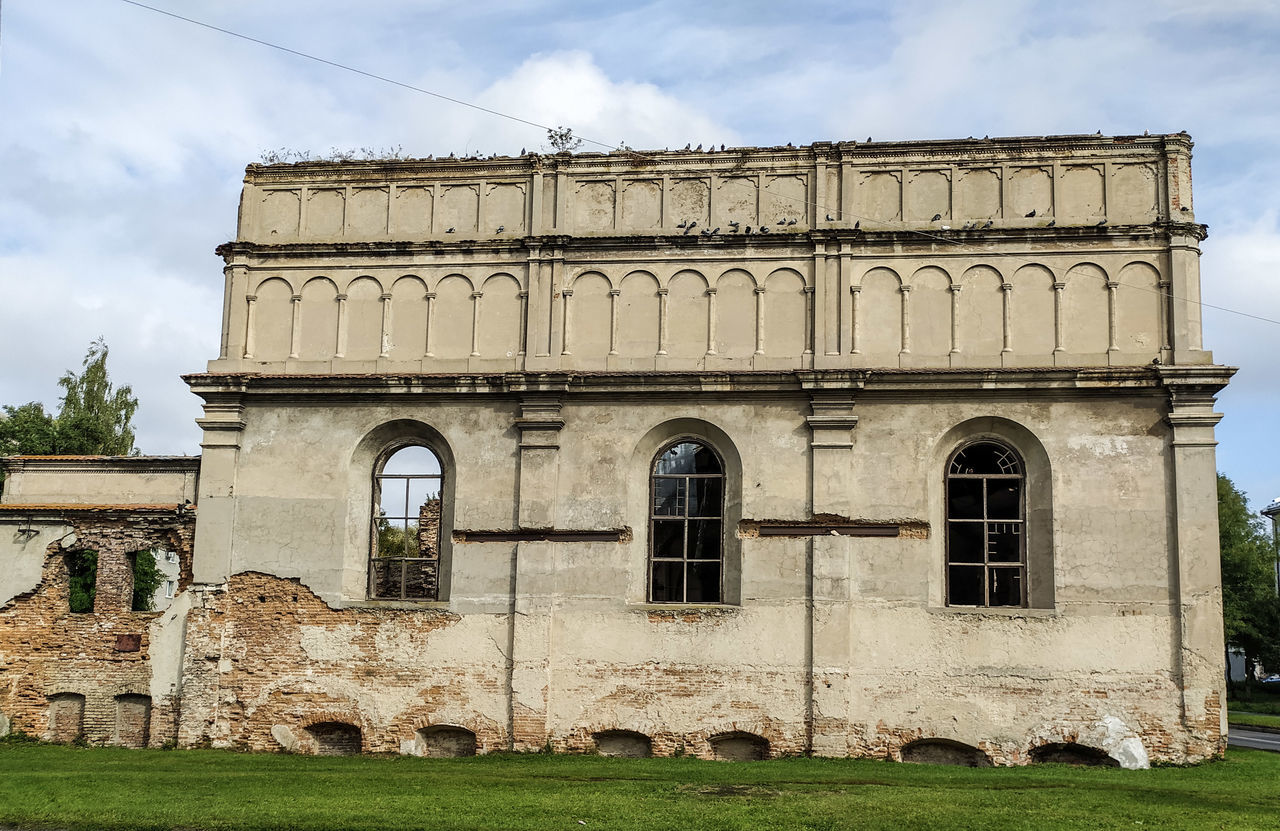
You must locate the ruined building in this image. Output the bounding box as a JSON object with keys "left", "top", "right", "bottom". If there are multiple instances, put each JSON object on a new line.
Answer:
{"left": 0, "top": 135, "right": 1234, "bottom": 766}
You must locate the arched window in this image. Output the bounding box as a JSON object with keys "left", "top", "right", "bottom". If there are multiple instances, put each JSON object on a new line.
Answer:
{"left": 946, "top": 441, "right": 1025, "bottom": 607}
{"left": 370, "top": 445, "right": 444, "bottom": 600}
{"left": 649, "top": 440, "right": 724, "bottom": 603}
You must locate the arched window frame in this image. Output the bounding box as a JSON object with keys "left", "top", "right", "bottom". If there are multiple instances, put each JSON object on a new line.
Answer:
{"left": 648, "top": 438, "right": 727, "bottom": 604}
{"left": 944, "top": 440, "right": 1027, "bottom": 608}
{"left": 369, "top": 441, "right": 447, "bottom": 601}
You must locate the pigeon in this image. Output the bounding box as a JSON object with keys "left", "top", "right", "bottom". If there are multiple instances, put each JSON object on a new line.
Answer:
{"left": 446, "top": 227, "right": 455, "bottom": 233}
{"left": 825, "top": 214, "right": 835, "bottom": 221}
{"left": 981, "top": 220, "right": 993, "bottom": 229}
{"left": 932, "top": 214, "right": 942, "bottom": 222}
{"left": 728, "top": 220, "right": 740, "bottom": 228}
{"left": 496, "top": 226, "right": 505, "bottom": 233}
{"left": 1025, "top": 209, "right": 1036, "bottom": 218}
{"left": 1046, "top": 220, "right": 1055, "bottom": 227}
{"left": 787, "top": 218, "right": 797, "bottom": 226}
{"left": 760, "top": 226, "right": 770, "bottom": 233}
{"left": 854, "top": 221, "right": 860, "bottom": 230}
{"left": 710, "top": 227, "right": 719, "bottom": 234}
{"left": 677, "top": 221, "right": 687, "bottom": 229}
{"left": 1096, "top": 219, "right": 1107, "bottom": 226}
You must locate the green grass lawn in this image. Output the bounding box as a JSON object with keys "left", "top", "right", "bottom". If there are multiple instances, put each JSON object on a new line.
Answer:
{"left": 1, "top": 742, "right": 1279, "bottom": 831}
{"left": 1228, "top": 710, "right": 1280, "bottom": 730}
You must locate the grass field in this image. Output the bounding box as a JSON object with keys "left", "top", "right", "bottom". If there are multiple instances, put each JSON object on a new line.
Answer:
{"left": 1228, "top": 710, "right": 1280, "bottom": 730}
{"left": 1, "top": 742, "right": 1279, "bottom": 831}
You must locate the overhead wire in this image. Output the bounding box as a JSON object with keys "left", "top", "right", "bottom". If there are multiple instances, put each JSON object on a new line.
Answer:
{"left": 114, "top": 0, "right": 1280, "bottom": 330}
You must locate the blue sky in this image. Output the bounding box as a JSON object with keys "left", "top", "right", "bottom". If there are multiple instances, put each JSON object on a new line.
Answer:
{"left": 1, "top": 0, "right": 1277, "bottom": 513}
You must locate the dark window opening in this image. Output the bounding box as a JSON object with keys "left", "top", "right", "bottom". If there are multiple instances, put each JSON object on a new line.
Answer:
{"left": 370, "top": 445, "right": 443, "bottom": 600}
{"left": 946, "top": 442, "right": 1026, "bottom": 607}
{"left": 66, "top": 551, "right": 98, "bottom": 614}
{"left": 649, "top": 440, "right": 725, "bottom": 603}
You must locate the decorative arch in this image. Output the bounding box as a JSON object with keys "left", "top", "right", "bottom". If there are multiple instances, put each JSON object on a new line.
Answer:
{"left": 958, "top": 264, "right": 1004, "bottom": 361}
{"left": 567, "top": 271, "right": 612, "bottom": 359}
{"left": 249, "top": 276, "right": 294, "bottom": 361}
{"left": 388, "top": 275, "right": 428, "bottom": 362}
{"left": 344, "top": 275, "right": 385, "bottom": 361}
{"left": 298, "top": 276, "right": 339, "bottom": 361}
{"left": 478, "top": 272, "right": 522, "bottom": 359}
{"left": 1010, "top": 264, "right": 1056, "bottom": 362}
{"left": 630, "top": 419, "right": 743, "bottom": 605}
{"left": 617, "top": 271, "right": 660, "bottom": 358}
{"left": 714, "top": 268, "right": 756, "bottom": 357}
{"left": 763, "top": 267, "right": 807, "bottom": 358}
{"left": 666, "top": 270, "right": 711, "bottom": 359}
{"left": 432, "top": 274, "right": 475, "bottom": 359}
{"left": 856, "top": 266, "right": 902, "bottom": 363}
{"left": 909, "top": 265, "right": 952, "bottom": 359}
{"left": 1062, "top": 261, "right": 1109, "bottom": 356}
{"left": 932, "top": 417, "right": 1054, "bottom": 609}
{"left": 1115, "top": 261, "right": 1163, "bottom": 358}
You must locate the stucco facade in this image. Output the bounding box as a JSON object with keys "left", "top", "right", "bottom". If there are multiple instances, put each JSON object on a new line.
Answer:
{"left": 0, "top": 134, "right": 1233, "bottom": 766}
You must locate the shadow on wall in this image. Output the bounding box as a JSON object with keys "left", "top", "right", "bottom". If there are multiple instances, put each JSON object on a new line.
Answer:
{"left": 415, "top": 725, "right": 477, "bottom": 758}
{"left": 900, "top": 738, "right": 992, "bottom": 767}
{"left": 1029, "top": 742, "right": 1120, "bottom": 766}
{"left": 709, "top": 731, "right": 769, "bottom": 761}
{"left": 592, "top": 730, "right": 652, "bottom": 758}
{"left": 305, "top": 722, "right": 362, "bottom": 756}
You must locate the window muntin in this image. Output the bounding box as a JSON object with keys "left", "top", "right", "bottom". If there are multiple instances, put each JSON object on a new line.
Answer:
{"left": 370, "top": 445, "right": 443, "bottom": 600}
{"left": 946, "top": 442, "right": 1025, "bottom": 607}
{"left": 649, "top": 440, "right": 725, "bottom": 603}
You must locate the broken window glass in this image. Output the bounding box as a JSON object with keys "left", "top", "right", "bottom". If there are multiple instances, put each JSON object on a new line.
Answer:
{"left": 945, "top": 441, "right": 1025, "bottom": 607}
{"left": 649, "top": 440, "right": 724, "bottom": 603}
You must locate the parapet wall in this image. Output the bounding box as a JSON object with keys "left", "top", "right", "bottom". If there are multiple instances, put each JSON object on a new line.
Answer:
{"left": 210, "top": 134, "right": 1210, "bottom": 374}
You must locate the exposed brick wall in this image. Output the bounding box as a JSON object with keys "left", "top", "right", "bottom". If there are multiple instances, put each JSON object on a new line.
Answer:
{"left": 178, "top": 572, "right": 505, "bottom": 753}
{"left": 0, "top": 511, "right": 194, "bottom": 747}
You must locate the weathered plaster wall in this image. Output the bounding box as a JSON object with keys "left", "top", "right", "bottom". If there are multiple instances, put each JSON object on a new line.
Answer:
{"left": 1, "top": 457, "right": 199, "bottom": 506}
{"left": 173, "top": 380, "right": 1223, "bottom": 764}
{"left": 210, "top": 134, "right": 1209, "bottom": 376}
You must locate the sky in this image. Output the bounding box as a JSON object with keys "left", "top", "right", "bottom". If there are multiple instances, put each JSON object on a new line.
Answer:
{"left": 1, "top": 0, "right": 1278, "bottom": 514}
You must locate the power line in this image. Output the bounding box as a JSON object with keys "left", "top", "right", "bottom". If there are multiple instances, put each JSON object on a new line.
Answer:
{"left": 114, "top": 0, "right": 1279, "bottom": 329}
{"left": 115, "top": 0, "right": 620, "bottom": 153}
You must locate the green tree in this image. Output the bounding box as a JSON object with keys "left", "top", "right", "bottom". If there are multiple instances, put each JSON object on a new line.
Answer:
{"left": 0, "top": 402, "right": 57, "bottom": 456}
{"left": 1219, "top": 473, "right": 1280, "bottom": 677}
{"left": 54, "top": 337, "right": 138, "bottom": 456}
{"left": 130, "top": 550, "right": 164, "bottom": 612}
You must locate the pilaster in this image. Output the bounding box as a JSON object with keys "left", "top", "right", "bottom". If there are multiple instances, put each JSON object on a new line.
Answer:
{"left": 1159, "top": 365, "right": 1235, "bottom": 755}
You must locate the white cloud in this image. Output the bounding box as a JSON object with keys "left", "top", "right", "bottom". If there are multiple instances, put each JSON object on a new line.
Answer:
{"left": 1, "top": 0, "right": 1277, "bottom": 505}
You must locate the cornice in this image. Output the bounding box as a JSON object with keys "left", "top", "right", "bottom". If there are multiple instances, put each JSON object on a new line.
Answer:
{"left": 182, "top": 366, "right": 1181, "bottom": 403}
{"left": 215, "top": 221, "right": 1203, "bottom": 265}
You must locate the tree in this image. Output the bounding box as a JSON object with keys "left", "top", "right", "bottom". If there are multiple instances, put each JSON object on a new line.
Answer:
{"left": 54, "top": 337, "right": 139, "bottom": 456}
{"left": 0, "top": 339, "right": 139, "bottom": 487}
{"left": 0, "top": 401, "right": 57, "bottom": 457}
{"left": 1219, "top": 473, "right": 1280, "bottom": 677}
{"left": 546, "top": 126, "right": 582, "bottom": 153}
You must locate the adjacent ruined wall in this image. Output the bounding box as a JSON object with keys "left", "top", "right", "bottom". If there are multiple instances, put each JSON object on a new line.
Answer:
{"left": 0, "top": 508, "right": 195, "bottom": 746}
